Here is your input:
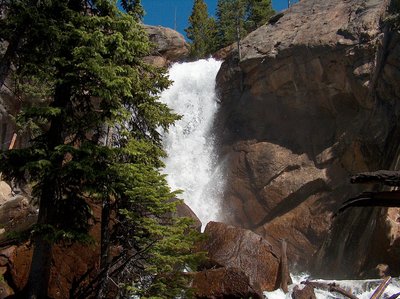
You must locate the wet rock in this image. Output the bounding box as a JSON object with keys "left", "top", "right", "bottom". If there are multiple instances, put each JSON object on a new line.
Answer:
{"left": 190, "top": 267, "right": 263, "bottom": 299}
{"left": 292, "top": 284, "right": 316, "bottom": 299}
{"left": 201, "top": 221, "right": 280, "bottom": 291}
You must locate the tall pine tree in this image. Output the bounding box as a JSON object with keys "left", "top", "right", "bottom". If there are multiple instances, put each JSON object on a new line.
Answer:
{"left": 185, "top": 0, "right": 217, "bottom": 59}
{"left": 0, "top": 0, "right": 200, "bottom": 298}
{"left": 215, "top": 0, "right": 274, "bottom": 49}
{"left": 246, "top": 0, "right": 275, "bottom": 31}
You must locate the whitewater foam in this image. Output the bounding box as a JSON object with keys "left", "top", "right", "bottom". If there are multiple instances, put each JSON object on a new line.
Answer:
{"left": 264, "top": 274, "right": 400, "bottom": 299}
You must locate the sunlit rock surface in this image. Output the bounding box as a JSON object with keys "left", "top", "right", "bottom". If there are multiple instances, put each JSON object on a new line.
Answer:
{"left": 144, "top": 25, "right": 189, "bottom": 67}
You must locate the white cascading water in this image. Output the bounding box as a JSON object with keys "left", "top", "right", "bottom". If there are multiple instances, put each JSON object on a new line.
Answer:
{"left": 264, "top": 274, "right": 400, "bottom": 298}
{"left": 159, "top": 58, "right": 223, "bottom": 228}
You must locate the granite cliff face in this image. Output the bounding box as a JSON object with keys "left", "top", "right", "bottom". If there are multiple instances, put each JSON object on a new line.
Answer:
{"left": 215, "top": 0, "right": 400, "bottom": 276}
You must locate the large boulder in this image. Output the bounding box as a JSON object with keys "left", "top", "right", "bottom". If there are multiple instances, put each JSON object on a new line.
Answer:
{"left": 144, "top": 25, "right": 189, "bottom": 67}
{"left": 215, "top": 0, "right": 399, "bottom": 277}
{"left": 200, "top": 221, "right": 280, "bottom": 291}
{"left": 190, "top": 267, "right": 263, "bottom": 299}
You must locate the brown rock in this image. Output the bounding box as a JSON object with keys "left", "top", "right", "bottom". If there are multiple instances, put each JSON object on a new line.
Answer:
{"left": 190, "top": 267, "right": 263, "bottom": 299}
{"left": 215, "top": 0, "right": 398, "bottom": 277}
{"left": 213, "top": 44, "right": 234, "bottom": 61}
{"left": 0, "top": 195, "right": 37, "bottom": 239}
{"left": 0, "top": 181, "right": 11, "bottom": 205}
{"left": 292, "top": 284, "right": 316, "bottom": 299}
{"left": 2, "top": 202, "right": 102, "bottom": 298}
{"left": 142, "top": 55, "right": 168, "bottom": 68}
{"left": 221, "top": 141, "right": 331, "bottom": 266}
{"left": 0, "top": 280, "right": 14, "bottom": 299}
{"left": 201, "top": 221, "right": 280, "bottom": 291}
{"left": 175, "top": 201, "right": 202, "bottom": 232}
{"left": 144, "top": 25, "right": 189, "bottom": 65}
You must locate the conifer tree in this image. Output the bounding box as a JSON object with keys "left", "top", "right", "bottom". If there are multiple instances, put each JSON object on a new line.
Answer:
{"left": 215, "top": 0, "right": 274, "bottom": 49}
{"left": 0, "top": 0, "right": 200, "bottom": 298}
{"left": 185, "top": 0, "right": 217, "bottom": 59}
{"left": 246, "top": 0, "right": 275, "bottom": 31}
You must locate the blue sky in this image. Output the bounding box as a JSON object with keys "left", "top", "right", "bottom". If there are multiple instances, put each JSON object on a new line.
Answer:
{"left": 141, "top": 0, "right": 290, "bottom": 38}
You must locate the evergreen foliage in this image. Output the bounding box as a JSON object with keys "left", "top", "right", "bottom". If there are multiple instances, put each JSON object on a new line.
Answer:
{"left": 215, "top": 0, "right": 246, "bottom": 50}
{"left": 246, "top": 0, "right": 275, "bottom": 32}
{"left": 184, "top": 0, "right": 274, "bottom": 57}
{"left": 215, "top": 0, "right": 274, "bottom": 49}
{"left": 185, "top": 0, "right": 217, "bottom": 59}
{"left": 0, "top": 0, "right": 201, "bottom": 297}
{"left": 387, "top": 0, "right": 400, "bottom": 29}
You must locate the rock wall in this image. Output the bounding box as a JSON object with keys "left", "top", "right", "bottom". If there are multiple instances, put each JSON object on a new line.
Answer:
{"left": 215, "top": 0, "right": 400, "bottom": 277}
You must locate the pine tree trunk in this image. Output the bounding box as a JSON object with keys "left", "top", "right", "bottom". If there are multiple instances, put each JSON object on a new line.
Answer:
{"left": 26, "top": 82, "right": 71, "bottom": 298}
{"left": 26, "top": 177, "right": 57, "bottom": 299}
{"left": 27, "top": 240, "right": 52, "bottom": 299}
{"left": 236, "top": 18, "right": 241, "bottom": 61}
{"left": 97, "top": 198, "right": 112, "bottom": 298}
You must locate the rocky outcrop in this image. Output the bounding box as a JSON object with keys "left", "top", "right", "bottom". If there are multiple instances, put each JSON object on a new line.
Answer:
{"left": 200, "top": 221, "right": 280, "bottom": 291}
{"left": 190, "top": 267, "right": 263, "bottom": 299}
{"left": 215, "top": 0, "right": 400, "bottom": 277}
{"left": 144, "top": 25, "right": 189, "bottom": 67}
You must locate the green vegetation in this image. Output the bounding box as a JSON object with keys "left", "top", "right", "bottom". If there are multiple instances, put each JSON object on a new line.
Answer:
{"left": 186, "top": 0, "right": 217, "bottom": 59}
{"left": 386, "top": 0, "right": 400, "bottom": 29}
{"left": 0, "top": 0, "right": 201, "bottom": 298}
{"left": 186, "top": 0, "right": 274, "bottom": 59}
{"left": 216, "top": 0, "right": 275, "bottom": 49}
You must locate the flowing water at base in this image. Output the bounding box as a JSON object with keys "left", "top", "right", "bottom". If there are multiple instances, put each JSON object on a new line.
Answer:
{"left": 160, "top": 59, "right": 224, "bottom": 228}
{"left": 265, "top": 274, "right": 400, "bottom": 298}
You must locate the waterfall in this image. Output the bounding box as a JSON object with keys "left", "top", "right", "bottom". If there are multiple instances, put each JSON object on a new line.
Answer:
{"left": 160, "top": 58, "right": 223, "bottom": 227}
{"left": 158, "top": 59, "right": 400, "bottom": 297}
